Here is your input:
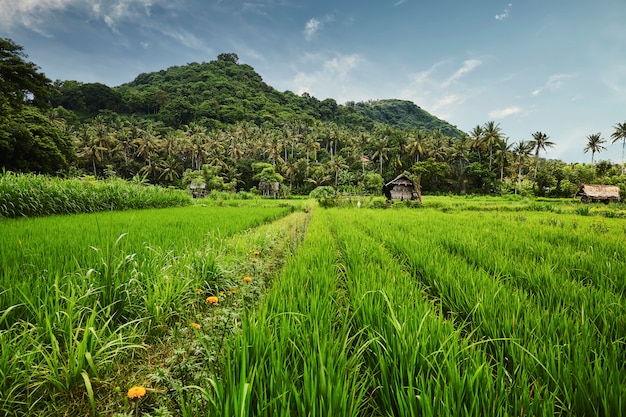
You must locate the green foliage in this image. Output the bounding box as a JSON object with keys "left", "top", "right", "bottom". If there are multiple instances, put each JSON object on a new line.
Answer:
{"left": 309, "top": 185, "right": 337, "bottom": 207}
{"left": 0, "top": 106, "right": 74, "bottom": 173}
{"left": 201, "top": 164, "right": 236, "bottom": 192}
{"left": 363, "top": 172, "right": 384, "bottom": 194}
{"left": 0, "top": 171, "right": 191, "bottom": 218}
{"left": 0, "top": 38, "right": 52, "bottom": 110}
{"left": 352, "top": 99, "right": 465, "bottom": 137}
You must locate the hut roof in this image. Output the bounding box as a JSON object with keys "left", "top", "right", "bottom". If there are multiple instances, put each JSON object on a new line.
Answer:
{"left": 384, "top": 174, "right": 414, "bottom": 188}
{"left": 576, "top": 184, "right": 620, "bottom": 200}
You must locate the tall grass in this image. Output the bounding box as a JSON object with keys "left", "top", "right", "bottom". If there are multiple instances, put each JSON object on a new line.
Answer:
{"left": 0, "top": 171, "right": 191, "bottom": 218}
{"left": 0, "top": 204, "right": 292, "bottom": 415}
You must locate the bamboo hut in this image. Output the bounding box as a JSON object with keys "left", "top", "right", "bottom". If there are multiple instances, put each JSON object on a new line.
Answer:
{"left": 575, "top": 184, "right": 620, "bottom": 203}
{"left": 382, "top": 174, "right": 422, "bottom": 202}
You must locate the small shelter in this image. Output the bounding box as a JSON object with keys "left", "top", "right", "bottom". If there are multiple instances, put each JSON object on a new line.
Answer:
{"left": 189, "top": 182, "right": 208, "bottom": 198}
{"left": 258, "top": 181, "right": 280, "bottom": 198}
{"left": 575, "top": 184, "right": 620, "bottom": 203}
{"left": 382, "top": 174, "right": 422, "bottom": 202}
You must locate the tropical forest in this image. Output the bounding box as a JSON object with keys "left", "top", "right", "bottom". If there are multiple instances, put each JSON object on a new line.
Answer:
{"left": 3, "top": 38, "right": 626, "bottom": 199}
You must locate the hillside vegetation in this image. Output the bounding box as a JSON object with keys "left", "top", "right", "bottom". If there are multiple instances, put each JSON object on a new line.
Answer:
{"left": 2, "top": 39, "right": 625, "bottom": 198}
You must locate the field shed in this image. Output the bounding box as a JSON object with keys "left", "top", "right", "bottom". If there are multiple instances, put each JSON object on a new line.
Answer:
{"left": 575, "top": 184, "right": 621, "bottom": 203}
{"left": 189, "top": 182, "right": 208, "bottom": 198}
{"left": 383, "top": 174, "right": 422, "bottom": 202}
{"left": 258, "top": 181, "right": 280, "bottom": 198}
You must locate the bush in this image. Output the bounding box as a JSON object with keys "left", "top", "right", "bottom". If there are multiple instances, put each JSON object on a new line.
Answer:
{"left": 309, "top": 186, "right": 337, "bottom": 208}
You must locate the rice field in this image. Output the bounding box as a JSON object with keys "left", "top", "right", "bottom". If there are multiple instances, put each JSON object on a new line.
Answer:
{"left": 1, "top": 197, "right": 625, "bottom": 416}
{"left": 213, "top": 204, "right": 626, "bottom": 416}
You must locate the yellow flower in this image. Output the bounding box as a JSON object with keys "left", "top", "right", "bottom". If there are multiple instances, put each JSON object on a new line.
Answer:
{"left": 190, "top": 322, "right": 201, "bottom": 330}
{"left": 206, "top": 296, "right": 219, "bottom": 304}
{"left": 253, "top": 250, "right": 260, "bottom": 255}
{"left": 243, "top": 276, "right": 252, "bottom": 283}
{"left": 219, "top": 291, "right": 225, "bottom": 296}
{"left": 231, "top": 287, "right": 238, "bottom": 292}
{"left": 195, "top": 288, "right": 203, "bottom": 294}
{"left": 127, "top": 385, "right": 147, "bottom": 399}
{"left": 251, "top": 258, "right": 259, "bottom": 263}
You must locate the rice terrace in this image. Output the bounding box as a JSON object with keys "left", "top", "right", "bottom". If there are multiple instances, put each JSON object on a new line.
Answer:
{"left": 0, "top": 174, "right": 624, "bottom": 417}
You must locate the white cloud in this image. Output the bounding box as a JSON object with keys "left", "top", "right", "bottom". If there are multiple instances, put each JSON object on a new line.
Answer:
{"left": 394, "top": 0, "right": 407, "bottom": 6}
{"left": 291, "top": 52, "right": 363, "bottom": 99}
{"left": 532, "top": 73, "right": 576, "bottom": 95}
{"left": 488, "top": 106, "right": 521, "bottom": 119}
{"left": 304, "top": 18, "right": 321, "bottom": 41}
{"left": 443, "top": 59, "right": 481, "bottom": 87}
{"left": 0, "top": 0, "right": 162, "bottom": 32}
{"left": 495, "top": 3, "right": 512, "bottom": 20}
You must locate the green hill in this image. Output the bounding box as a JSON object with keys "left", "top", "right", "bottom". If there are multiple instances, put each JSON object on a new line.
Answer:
{"left": 50, "top": 54, "right": 465, "bottom": 136}
{"left": 350, "top": 99, "right": 465, "bottom": 137}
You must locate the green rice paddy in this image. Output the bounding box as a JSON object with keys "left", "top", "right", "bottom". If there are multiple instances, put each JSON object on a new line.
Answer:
{"left": 1, "top": 197, "right": 624, "bottom": 416}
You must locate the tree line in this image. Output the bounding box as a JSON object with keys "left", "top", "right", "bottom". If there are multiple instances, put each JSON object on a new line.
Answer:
{"left": 2, "top": 37, "right": 626, "bottom": 198}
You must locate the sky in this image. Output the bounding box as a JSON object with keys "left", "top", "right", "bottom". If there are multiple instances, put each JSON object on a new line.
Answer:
{"left": 1, "top": 0, "right": 626, "bottom": 163}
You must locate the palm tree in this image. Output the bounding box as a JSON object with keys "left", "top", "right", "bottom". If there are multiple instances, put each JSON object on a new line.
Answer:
{"left": 481, "top": 121, "right": 503, "bottom": 170}
{"left": 583, "top": 132, "right": 606, "bottom": 164}
{"left": 469, "top": 124, "right": 484, "bottom": 162}
{"left": 529, "top": 131, "right": 555, "bottom": 180}
{"left": 512, "top": 140, "right": 533, "bottom": 194}
{"left": 493, "top": 138, "right": 512, "bottom": 182}
{"left": 406, "top": 129, "right": 427, "bottom": 164}
{"left": 610, "top": 122, "right": 626, "bottom": 174}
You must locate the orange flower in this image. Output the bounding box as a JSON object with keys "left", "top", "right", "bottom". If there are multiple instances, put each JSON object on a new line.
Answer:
{"left": 253, "top": 250, "right": 260, "bottom": 255}
{"left": 251, "top": 258, "right": 259, "bottom": 263}
{"left": 127, "top": 385, "right": 147, "bottom": 399}
{"left": 206, "top": 296, "right": 219, "bottom": 304}
{"left": 190, "top": 322, "right": 201, "bottom": 330}
{"left": 243, "top": 276, "right": 252, "bottom": 283}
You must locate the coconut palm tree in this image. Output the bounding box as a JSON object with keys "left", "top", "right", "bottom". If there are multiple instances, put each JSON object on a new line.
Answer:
{"left": 481, "top": 121, "right": 503, "bottom": 170}
{"left": 583, "top": 132, "right": 606, "bottom": 164}
{"left": 512, "top": 140, "right": 533, "bottom": 194}
{"left": 610, "top": 122, "right": 626, "bottom": 174}
{"left": 529, "top": 131, "right": 555, "bottom": 180}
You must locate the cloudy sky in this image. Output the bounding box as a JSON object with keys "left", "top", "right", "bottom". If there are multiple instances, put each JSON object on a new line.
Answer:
{"left": 2, "top": 0, "right": 625, "bottom": 163}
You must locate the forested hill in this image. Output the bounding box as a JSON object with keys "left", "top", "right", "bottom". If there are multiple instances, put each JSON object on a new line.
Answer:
{"left": 50, "top": 53, "right": 464, "bottom": 135}
{"left": 350, "top": 99, "right": 465, "bottom": 137}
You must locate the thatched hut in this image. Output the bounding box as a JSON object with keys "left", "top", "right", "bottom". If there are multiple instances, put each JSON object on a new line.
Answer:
{"left": 575, "top": 184, "right": 620, "bottom": 203}
{"left": 258, "top": 181, "right": 280, "bottom": 198}
{"left": 382, "top": 174, "right": 422, "bottom": 202}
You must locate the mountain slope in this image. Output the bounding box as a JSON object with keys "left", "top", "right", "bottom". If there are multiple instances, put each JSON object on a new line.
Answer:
{"left": 51, "top": 54, "right": 465, "bottom": 136}
{"left": 351, "top": 99, "right": 465, "bottom": 137}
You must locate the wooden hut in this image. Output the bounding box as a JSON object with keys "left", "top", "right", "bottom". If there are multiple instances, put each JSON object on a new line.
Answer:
{"left": 189, "top": 182, "right": 208, "bottom": 198}
{"left": 258, "top": 181, "right": 280, "bottom": 198}
{"left": 575, "top": 184, "right": 620, "bottom": 203}
{"left": 382, "top": 174, "right": 422, "bottom": 202}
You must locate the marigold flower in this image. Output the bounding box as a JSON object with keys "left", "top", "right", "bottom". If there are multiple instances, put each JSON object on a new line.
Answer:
{"left": 251, "top": 258, "right": 259, "bottom": 263}
{"left": 206, "top": 296, "right": 219, "bottom": 304}
{"left": 253, "top": 250, "right": 260, "bottom": 255}
{"left": 190, "top": 322, "right": 201, "bottom": 330}
{"left": 243, "top": 276, "right": 252, "bottom": 283}
{"left": 195, "top": 288, "right": 203, "bottom": 294}
{"left": 127, "top": 385, "right": 147, "bottom": 399}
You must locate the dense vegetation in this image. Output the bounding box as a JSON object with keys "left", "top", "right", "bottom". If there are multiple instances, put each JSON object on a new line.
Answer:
{"left": 2, "top": 38, "right": 626, "bottom": 198}
{"left": 0, "top": 170, "right": 191, "bottom": 218}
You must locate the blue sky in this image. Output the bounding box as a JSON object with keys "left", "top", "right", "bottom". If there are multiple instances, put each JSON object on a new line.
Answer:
{"left": 2, "top": 0, "right": 625, "bottom": 163}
